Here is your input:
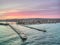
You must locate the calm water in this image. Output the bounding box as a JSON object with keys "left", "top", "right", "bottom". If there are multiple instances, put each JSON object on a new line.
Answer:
{"left": 0, "top": 23, "right": 60, "bottom": 45}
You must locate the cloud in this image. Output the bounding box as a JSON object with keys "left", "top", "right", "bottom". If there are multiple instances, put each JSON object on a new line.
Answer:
{"left": 0, "top": 9, "right": 20, "bottom": 15}
{"left": 0, "top": 0, "right": 59, "bottom": 19}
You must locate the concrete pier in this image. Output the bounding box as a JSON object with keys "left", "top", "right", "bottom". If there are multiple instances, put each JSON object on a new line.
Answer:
{"left": 8, "top": 24, "right": 27, "bottom": 41}
{"left": 23, "top": 26, "right": 46, "bottom": 32}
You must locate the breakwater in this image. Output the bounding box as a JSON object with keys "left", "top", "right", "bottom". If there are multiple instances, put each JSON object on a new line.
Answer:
{"left": 8, "top": 24, "right": 27, "bottom": 41}
{"left": 24, "top": 26, "right": 46, "bottom": 32}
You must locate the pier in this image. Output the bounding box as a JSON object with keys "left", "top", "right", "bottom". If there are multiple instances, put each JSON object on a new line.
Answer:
{"left": 24, "top": 26, "right": 46, "bottom": 32}
{"left": 8, "top": 24, "right": 27, "bottom": 41}
{"left": 8, "top": 23, "right": 46, "bottom": 41}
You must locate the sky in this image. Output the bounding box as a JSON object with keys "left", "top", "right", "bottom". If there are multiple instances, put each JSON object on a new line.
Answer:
{"left": 0, "top": 0, "right": 60, "bottom": 19}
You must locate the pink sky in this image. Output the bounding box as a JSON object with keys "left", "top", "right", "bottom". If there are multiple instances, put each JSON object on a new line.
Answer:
{"left": 0, "top": 0, "right": 60, "bottom": 19}
{"left": 3, "top": 11, "right": 59, "bottom": 19}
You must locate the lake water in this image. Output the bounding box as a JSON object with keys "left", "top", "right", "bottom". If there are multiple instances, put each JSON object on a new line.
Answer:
{"left": 0, "top": 23, "right": 60, "bottom": 45}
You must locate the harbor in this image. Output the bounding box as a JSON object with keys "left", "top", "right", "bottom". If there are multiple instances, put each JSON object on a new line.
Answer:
{"left": 0, "top": 0, "right": 60, "bottom": 45}
{"left": 0, "top": 22, "right": 47, "bottom": 43}
{"left": 0, "top": 22, "right": 60, "bottom": 45}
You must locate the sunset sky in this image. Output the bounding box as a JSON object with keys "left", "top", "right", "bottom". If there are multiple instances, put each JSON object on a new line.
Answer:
{"left": 0, "top": 0, "right": 60, "bottom": 19}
